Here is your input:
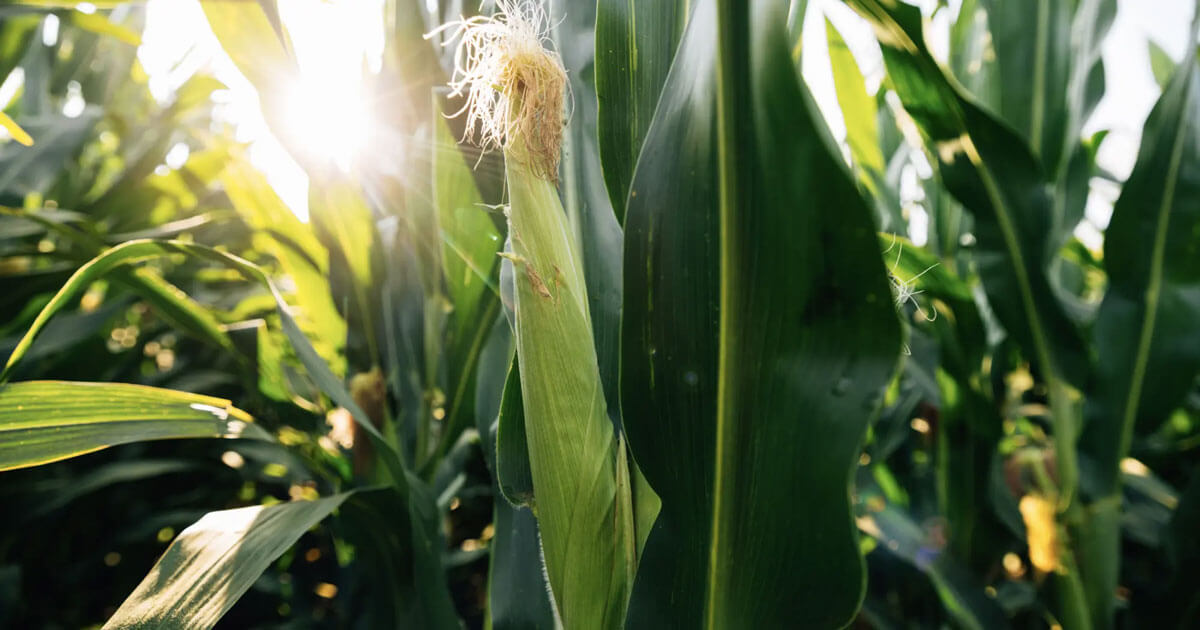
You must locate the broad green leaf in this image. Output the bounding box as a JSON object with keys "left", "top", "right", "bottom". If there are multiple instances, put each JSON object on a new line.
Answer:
{"left": 977, "top": 0, "right": 1071, "bottom": 167}
{"left": 220, "top": 158, "right": 346, "bottom": 377}
{"left": 0, "top": 380, "right": 268, "bottom": 471}
{"left": 621, "top": 0, "right": 900, "bottom": 626}
{"left": 103, "top": 493, "right": 349, "bottom": 629}
{"left": 595, "top": 0, "right": 688, "bottom": 222}
{"left": 488, "top": 496, "right": 558, "bottom": 630}
{"left": 1079, "top": 39, "right": 1200, "bottom": 626}
{"left": 201, "top": 0, "right": 294, "bottom": 99}
{"left": 495, "top": 356, "right": 533, "bottom": 506}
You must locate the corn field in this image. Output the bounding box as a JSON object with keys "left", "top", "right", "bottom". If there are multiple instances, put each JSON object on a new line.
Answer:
{"left": 0, "top": 0, "right": 1198, "bottom": 628}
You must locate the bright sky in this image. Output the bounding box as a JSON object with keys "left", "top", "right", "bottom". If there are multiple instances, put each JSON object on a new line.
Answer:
{"left": 137, "top": 0, "right": 1193, "bottom": 240}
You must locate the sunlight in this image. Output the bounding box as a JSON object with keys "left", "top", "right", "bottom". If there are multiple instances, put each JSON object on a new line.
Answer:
{"left": 276, "top": 0, "right": 384, "bottom": 173}
{"left": 139, "top": 0, "right": 384, "bottom": 220}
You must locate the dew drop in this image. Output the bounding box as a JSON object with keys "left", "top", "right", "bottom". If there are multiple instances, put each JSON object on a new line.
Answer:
{"left": 832, "top": 377, "right": 852, "bottom": 396}
{"left": 683, "top": 370, "right": 699, "bottom": 386}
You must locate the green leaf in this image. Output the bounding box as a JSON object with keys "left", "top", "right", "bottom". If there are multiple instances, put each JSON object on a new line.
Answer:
{"left": 201, "top": 1, "right": 295, "bottom": 100}
{"left": 621, "top": 0, "right": 901, "bottom": 626}
{"left": 948, "top": 0, "right": 997, "bottom": 104}
{"left": 977, "top": 0, "right": 1071, "bottom": 167}
{"left": 103, "top": 494, "right": 349, "bottom": 629}
{"left": 0, "top": 380, "right": 268, "bottom": 471}
{"left": 0, "top": 208, "right": 240, "bottom": 368}
{"left": 473, "top": 316, "right": 558, "bottom": 630}
{"left": 67, "top": 10, "right": 140, "bottom": 46}
{"left": 428, "top": 112, "right": 502, "bottom": 466}
{"left": 844, "top": 0, "right": 1088, "bottom": 388}
{"left": 0, "top": 239, "right": 230, "bottom": 382}
{"left": 1079, "top": 38, "right": 1200, "bottom": 625}
{"left": 0, "top": 239, "right": 406, "bottom": 485}
{"left": 495, "top": 355, "right": 533, "bottom": 506}
{"left": 553, "top": 0, "right": 627, "bottom": 426}
{"left": 335, "top": 483, "right": 461, "bottom": 629}
{"left": 827, "top": 18, "right": 884, "bottom": 176}
{"left": 595, "top": 0, "right": 688, "bottom": 222}
{"left": 1149, "top": 39, "right": 1176, "bottom": 90}
{"left": 487, "top": 497, "right": 557, "bottom": 630}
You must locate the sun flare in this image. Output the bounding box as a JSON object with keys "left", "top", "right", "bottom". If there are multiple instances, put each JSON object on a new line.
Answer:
{"left": 276, "top": 0, "right": 383, "bottom": 173}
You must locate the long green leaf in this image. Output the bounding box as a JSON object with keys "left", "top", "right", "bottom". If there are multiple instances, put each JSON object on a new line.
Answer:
{"left": 474, "top": 319, "right": 558, "bottom": 630}
{"left": 0, "top": 239, "right": 406, "bottom": 484}
{"left": 621, "top": 0, "right": 901, "bottom": 626}
{"left": 827, "top": 17, "right": 884, "bottom": 176}
{"left": 428, "top": 113, "right": 502, "bottom": 466}
{"left": 595, "top": 0, "right": 688, "bottom": 222}
{"left": 1079, "top": 36, "right": 1200, "bottom": 628}
{"left": 0, "top": 380, "right": 268, "bottom": 471}
{"left": 554, "top": 0, "right": 627, "bottom": 426}
{"left": 103, "top": 494, "right": 349, "bottom": 629}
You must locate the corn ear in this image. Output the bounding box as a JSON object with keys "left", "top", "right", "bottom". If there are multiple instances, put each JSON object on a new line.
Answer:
{"left": 432, "top": 4, "right": 640, "bottom": 623}
{"left": 504, "top": 139, "right": 635, "bottom": 628}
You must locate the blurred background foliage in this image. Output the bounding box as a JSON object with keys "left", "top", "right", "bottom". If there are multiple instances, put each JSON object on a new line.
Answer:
{"left": 0, "top": 0, "right": 1197, "bottom": 629}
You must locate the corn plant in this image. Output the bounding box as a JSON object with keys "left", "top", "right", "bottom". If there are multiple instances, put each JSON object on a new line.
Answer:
{"left": 1, "top": 0, "right": 1199, "bottom": 628}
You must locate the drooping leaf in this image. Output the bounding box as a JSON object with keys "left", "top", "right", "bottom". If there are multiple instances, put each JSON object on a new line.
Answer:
{"left": 621, "top": 0, "right": 901, "bottom": 626}
{"left": 103, "top": 494, "right": 349, "bottom": 629}
{"left": 0, "top": 380, "right": 268, "bottom": 471}
{"left": 0, "top": 239, "right": 406, "bottom": 484}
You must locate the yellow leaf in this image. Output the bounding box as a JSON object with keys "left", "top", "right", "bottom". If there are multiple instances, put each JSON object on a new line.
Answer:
{"left": 0, "top": 112, "right": 32, "bottom": 146}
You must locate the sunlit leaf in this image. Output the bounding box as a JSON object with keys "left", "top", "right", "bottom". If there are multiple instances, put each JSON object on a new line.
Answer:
{"left": 103, "top": 494, "right": 349, "bottom": 629}
{"left": 0, "top": 112, "right": 32, "bottom": 147}
{"left": 0, "top": 380, "right": 268, "bottom": 471}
